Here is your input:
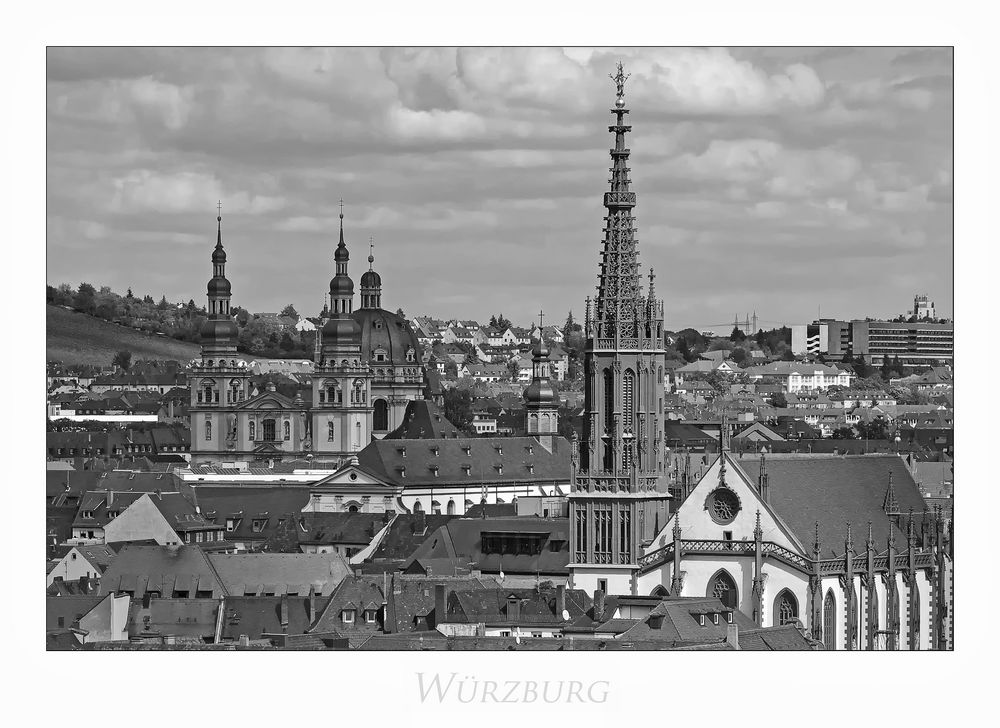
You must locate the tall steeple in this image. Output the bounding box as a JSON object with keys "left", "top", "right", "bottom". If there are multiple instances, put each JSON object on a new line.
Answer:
{"left": 360, "top": 235, "right": 382, "bottom": 310}
{"left": 200, "top": 202, "right": 238, "bottom": 357}
{"left": 569, "top": 64, "right": 671, "bottom": 586}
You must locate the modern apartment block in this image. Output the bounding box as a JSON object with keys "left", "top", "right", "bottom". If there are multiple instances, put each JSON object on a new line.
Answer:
{"left": 792, "top": 318, "right": 953, "bottom": 365}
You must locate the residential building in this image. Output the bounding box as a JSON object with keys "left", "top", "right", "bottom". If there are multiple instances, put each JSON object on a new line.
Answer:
{"left": 744, "top": 361, "right": 854, "bottom": 393}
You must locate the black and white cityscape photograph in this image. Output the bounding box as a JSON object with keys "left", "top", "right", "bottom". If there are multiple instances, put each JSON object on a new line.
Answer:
{"left": 16, "top": 1, "right": 992, "bottom": 720}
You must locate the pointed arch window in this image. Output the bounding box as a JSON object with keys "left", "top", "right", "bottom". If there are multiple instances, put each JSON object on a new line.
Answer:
{"left": 823, "top": 590, "right": 836, "bottom": 650}
{"left": 774, "top": 589, "right": 798, "bottom": 626}
{"left": 603, "top": 367, "right": 614, "bottom": 434}
{"left": 707, "top": 569, "right": 738, "bottom": 610}
{"left": 622, "top": 369, "right": 635, "bottom": 434}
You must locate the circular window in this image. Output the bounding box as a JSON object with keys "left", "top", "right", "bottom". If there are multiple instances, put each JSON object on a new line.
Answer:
{"left": 349, "top": 472, "right": 358, "bottom": 481}
{"left": 707, "top": 487, "right": 740, "bottom": 525}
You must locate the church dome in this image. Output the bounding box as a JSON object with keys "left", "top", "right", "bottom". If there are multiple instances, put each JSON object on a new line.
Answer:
{"left": 351, "top": 308, "right": 421, "bottom": 368}
{"left": 322, "top": 312, "right": 362, "bottom": 344}
{"left": 334, "top": 242, "right": 350, "bottom": 263}
{"left": 360, "top": 269, "right": 381, "bottom": 289}
{"left": 200, "top": 317, "right": 238, "bottom": 343}
{"left": 207, "top": 276, "right": 231, "bottom": 295}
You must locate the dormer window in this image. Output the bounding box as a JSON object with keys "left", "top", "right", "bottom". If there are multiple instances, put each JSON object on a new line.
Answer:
{"left": 82, "top": 511, "right": 94, "bottom": 519}
{"left": 497, "top": 465, "right": 503, "bottom": 476}
{"left": 251, "top": 518, "right": 267, "bottom": 533}
{"left": 527, "top": 445, "right": 533, "bottom": 455}
{"left": 399, "top": 447, "right": 407, "bottom": 458}
{"left": 364, "top": 609, "right": 377, "bottom": 624}
{"left": 699, "top": 614, "right": 706, "bottom": 627}
{"left": 342, "top": 609, "right": 355, "bottom": 624}
{"left": 462, "top": 465, "right": 471, "bottom": 476}
{"left": 225, "top": 518, "right": 236, "bottom": 532}
{"left": 526, "top": 464, "right": 534, "bottom": 475}
{"left": 431, "top": 446, "right": 439, "bottom": 457}
{"left": 712, "top": 613, "right": 720, "bottom": 625}
{"left": 726, "top": 611, "right": 734, "bottom": 624}
{"left": 463, "top": 446, "right": 471, "bottom": 456}
{"left": 430, "top": 465, "right": 439, "bottom": 477}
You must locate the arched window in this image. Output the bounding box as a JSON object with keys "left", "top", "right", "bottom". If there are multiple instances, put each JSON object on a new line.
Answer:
{"left": 447, "top": 500, "right": 456, "bottom": 515}
{"left": 852, "top": 586, "right": 860, "bottom": 649}
{"left": 650, "top": 585, "right": 669, "bottom": 598}
{"left": 283, "top": 421, "right": 290, "bottom": 441}
{"left": 412, "top": 501, "right": 424, "bottom": 513}
{"left": 353, "top": 379, "right": 365, "bottom": 404}
{"left": 622, "top": 369, "right": 635, "bottom": 434}
{"left": 911, "top": 581, "right": 920, "bottom": 650}
{"left": 774, "top": 589, "right": 798, "bottom": 626}
{"left": 205, "top": 418, "right": 212, "bottom": 441}
{"left": 373, "top": 399, "right": 389, "bottom": 431}
{"left": 824, "top": 589, "right": 837, "bottom": 650}
{"left": 327, "top": 422, "right": 335, "bottom": 441}
{"left": 707, "top": 569, "right": 738, "bottom": 610}
{"left": 348, "top": 505, "right": 359, "bottom": 513}
{"left": 249, "top": 421, "right": 256, "bottom": 441}
{"left": 870, "top": 585, "right": 879, "bottom": 640}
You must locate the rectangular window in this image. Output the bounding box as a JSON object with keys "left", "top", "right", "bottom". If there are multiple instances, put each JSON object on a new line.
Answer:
{"left": 598, "top": 579, "right": 608, "bottom": 594}
{"left": 342, "top": 610, "right": 355, "bottom": 624}
{"left": 365, "top": 609, "right": 377, "bottom": 624}
{"left": 195, "top": 532, "right": 203, "bottom": 543}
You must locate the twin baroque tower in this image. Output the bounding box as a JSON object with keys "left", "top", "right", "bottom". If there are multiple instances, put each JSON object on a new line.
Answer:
{"left": 569, "top": 64, "right": 671, "bottom": 593}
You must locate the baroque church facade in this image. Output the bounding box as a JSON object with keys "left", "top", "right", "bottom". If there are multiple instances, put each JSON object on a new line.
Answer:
{"left": 565, "top": 65, "right": 953, "bottom": 650}
{"left": 188, "top": 209, "right": 424, "bottom": 464}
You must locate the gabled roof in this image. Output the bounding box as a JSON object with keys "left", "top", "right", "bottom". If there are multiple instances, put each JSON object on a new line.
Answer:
{"left": 46, "top": 594, "right": 108, "bottom": 630}
{"left": 127, "top": 598, "right": 220, "bottom": 639}
{"left": 73, "top": 544, "right": 118, "bottom": 571}
{"left": 384, "top": 399, "right": 463, "bottom": 439}
{"left": 386, "top": 575, "right": 492, "bottom": 633}
{"left": 208, "top": 552, "right": 351, "bottom": 596}
{"left": 298, "top": 512, "right": 388, "bottom": 546}
{"left": 367, "top": 514, "right": 456, "bottom": 563}
{"left": 308, "top": 575, "right": 386, "bottom": 636}
{"left": 736, "top": 455, "right": 927, "bottom": 558}
{"left": 183, "top": 486, "right": 312, "bottom": 543}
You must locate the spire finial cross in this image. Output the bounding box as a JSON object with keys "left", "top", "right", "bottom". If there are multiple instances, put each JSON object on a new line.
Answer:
{"left": 537, "top": 309, "right": 544, "bottom": 331}
{"left": 339, "top": 198, "right": 344, "bottom": 219}
{"left": 216, "top": 200, "right": 222, "bottom": 217}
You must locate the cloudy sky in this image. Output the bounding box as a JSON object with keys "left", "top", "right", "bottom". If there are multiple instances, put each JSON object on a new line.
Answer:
{"left": 46, "top": 46, "right": 952, "bottom": 330}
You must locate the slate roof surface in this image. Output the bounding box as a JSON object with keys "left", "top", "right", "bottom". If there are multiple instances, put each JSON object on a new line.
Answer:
{"left": 98, "top": 544, "right": 227, "bottom": 598}
{"left": 220, "top": 595, "right": 331, "bottom": 641}
{"left": 446, "top": 586, "right": 591, "bottom": 626}
{"left": 298, "top": 512, "right": 387, "bottom": 546}
{"left": 73, "top": 491, "right": 145, "bottom": 528}
{"left": 46, "top": 594, "right": 106, "bottom": 630}
{"left": 387, "top": 575, "right": 492, "bottom": 633}
{"left": 383, "top": 399, "right": 463, "bottom": 439}
{"left": 308, "top": 575, "right": 387, "bottom": 636}
{"left": 738, "top": 624, "right": 817, "bottom": 650}
{"left": 736, "top": 455, "right": 927, "bottom": 557}
{"left": 405, "top": 517, "right": 570, "bottom": 575}
{"left": 368, "top": 514, "right": 455, "bottom": 562}
{"left": 184, "top": 486, "right": 312, "bottom": 543}
{"left": 208, "top": 552, "right": 351, "bottom": 596}
{"left": 46, "top": 470, "right": 103, "bottom": 503}
{"left": 47, "top": 578, "right": 102, "bottom": 596}
{"left": 74, "top": 544, "right": 118, "bottom": 571}
{"left": 357, "top": 436, "right": 572, "bottom": 487}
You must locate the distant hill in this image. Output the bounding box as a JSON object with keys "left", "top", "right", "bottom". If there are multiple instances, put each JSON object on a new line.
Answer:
{"left": 47, "top": 304, "right": 202, "bottom": 367}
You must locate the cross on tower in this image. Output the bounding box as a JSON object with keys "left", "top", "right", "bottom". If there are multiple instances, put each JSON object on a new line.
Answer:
{"left": 217, "top": 200, "right": 222, "bottom": 217}
{"left": 537, "top": 309, "right": 545, "bottom": 331}
{"left": 339, "top": 198, "right": 344, "bottom": 217}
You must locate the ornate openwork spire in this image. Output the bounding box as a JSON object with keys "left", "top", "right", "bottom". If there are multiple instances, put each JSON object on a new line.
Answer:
{"left": 813, "top": 521, "right": 821, "bottom": 557}
{"left": 845, "top": 522, "right": 855, "bottom": 553}
{"left": 593, "top": 62, "right": 646, "bottom": 342}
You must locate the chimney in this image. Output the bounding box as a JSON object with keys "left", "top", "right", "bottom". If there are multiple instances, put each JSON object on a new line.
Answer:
{"left": 280, "top": 594, "right": 289, "bottom": 632}
{"left": 593, "top": 589, "right": 606, "bottom": 621}
{"left": 726, "top": 623, "right": 740, "bottom": 650}
{"left": 433, "top": 584, "right": 447, "bottom": 628}
{"left": 78, "top": 575, "right": 89, "bottom": 594}
{"left": 106, "top": 488, "right": 113, "bottom": 507}
{"left": 308, "top": 585, "right": 317, "bottom": 623}
{"left": 415, "top": 510, "right": 426, "bottom": 533}
{"left": 556, "top": 584, "right": 566, "bottom": 617}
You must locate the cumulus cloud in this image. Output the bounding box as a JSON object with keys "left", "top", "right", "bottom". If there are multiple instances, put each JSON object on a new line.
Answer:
{"left": 46, "top": 47, "right": 952, "bottom": 324}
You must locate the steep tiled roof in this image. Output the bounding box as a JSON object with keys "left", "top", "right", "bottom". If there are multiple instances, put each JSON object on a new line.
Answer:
{"left": 75, "top": 544, "right": 118, "bottom": 571}
{"left": 446, "top": 586, "right": 590, "bottom": 626}
{"left": 384, "top": 400, "right": 463, "bottom": 439}
{"left": 387, "top": 575, "right": 492, "bottom": 633}
{"left": 127, "top": 598, "right": 220, "bottom": 639}
{"left": 738, "top": 624, "right": 816, "bottom": 650}
{"left": 308, "top": 575, "right": 387, "bottom": 638}
{"left": 184, "top": 486, "right": 312, "bottom": 544}
{"left": 367, "top": 514, "right": 455, "bottom": 563}
{"left": 298, "top": 512, "right": 388, "bottom": 546}
{"left": 46, "top": 594, "right": 107, "bottom": 630}
{"left": 736, "top": 455, "right": 927, "bottom": 558}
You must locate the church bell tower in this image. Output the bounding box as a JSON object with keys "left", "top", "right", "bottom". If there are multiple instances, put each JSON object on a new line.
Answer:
{"left": 568, "top": 64, "right": 671, "bottom": 594}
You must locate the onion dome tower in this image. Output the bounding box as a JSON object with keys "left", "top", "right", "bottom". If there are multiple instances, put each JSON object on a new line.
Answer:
{"left": 524, "top": 311, "right": 559, "bottom": 452}
{"left": 360, "top": 236, "right": 382, "bottom": 310}
{"left": 314, "top": 203, "right": 372, "bottom": 457}
{"left": 190, "top": 204, "right": 251, "bottom": 465}
{"left": 200, "top": 210, "right": 239, "bottom": 356}
{"left": 569, "top": 64, "right": 671, "bottom": 586}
